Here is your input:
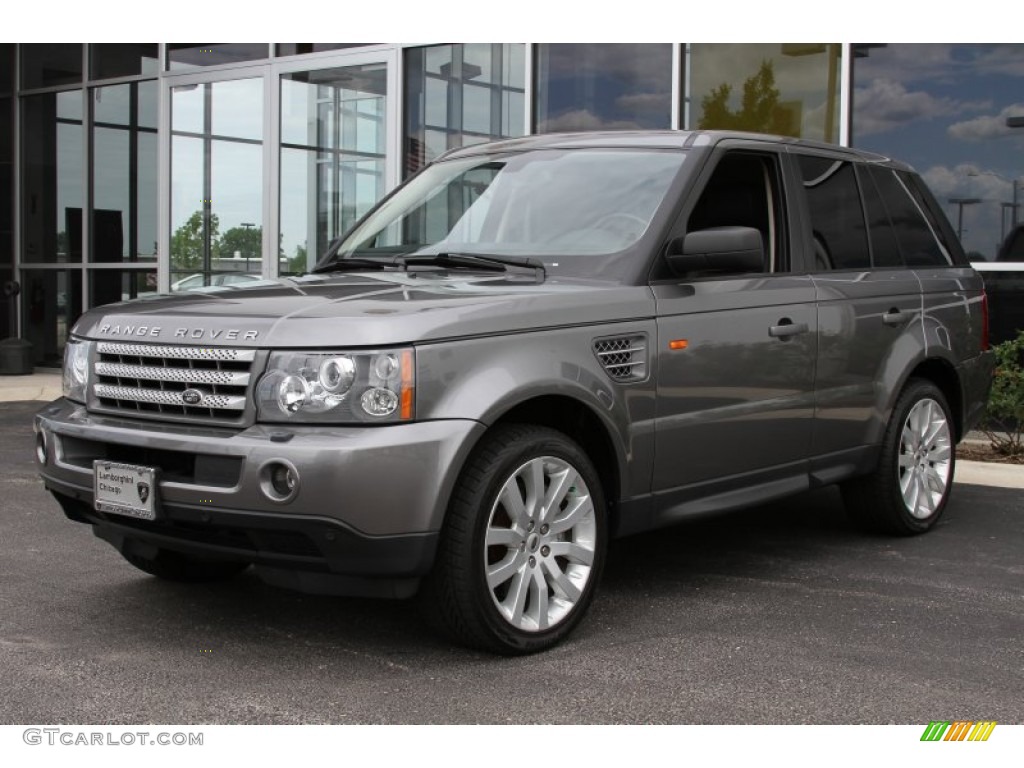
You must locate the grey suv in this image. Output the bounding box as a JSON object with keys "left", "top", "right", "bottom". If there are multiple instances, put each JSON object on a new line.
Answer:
{"left": 35, "top": 131, "right": 994, "bottom": 654}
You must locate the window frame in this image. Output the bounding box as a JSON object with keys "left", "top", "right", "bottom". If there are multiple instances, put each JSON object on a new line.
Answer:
{"left": 792, "top": 151, "right": 873, "bottom": 274}
{"left": 651, "top": 144, "right": 793, "bottom": 283}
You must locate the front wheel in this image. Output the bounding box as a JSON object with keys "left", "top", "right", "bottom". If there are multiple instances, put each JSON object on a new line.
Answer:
{"left": 842, "top": 379, "right": 956, "bottom": 535}
{"left": 421, "top": 425, "right": 607, "bottom": 655}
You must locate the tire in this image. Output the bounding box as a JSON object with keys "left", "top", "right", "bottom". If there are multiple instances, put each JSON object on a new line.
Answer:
{"left": 421, "top": 424, "right": 607, "bottom": 655}
{"left": 120, "top": 540, "right": 250, "bottom": 583}
{"left": 841, "top": 379, "right": 956, "bottom": 535}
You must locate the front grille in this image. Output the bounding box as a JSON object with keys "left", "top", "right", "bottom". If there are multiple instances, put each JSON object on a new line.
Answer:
{"left": 593, "top": 334, "right": 648, "bottom": 382}
{"left": 92, "top": 342, "right": 256, "bottom": 422}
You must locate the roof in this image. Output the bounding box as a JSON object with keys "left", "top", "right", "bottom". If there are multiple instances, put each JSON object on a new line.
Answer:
{"left": 439, "top": 129, "right": 907, "bottom": 170}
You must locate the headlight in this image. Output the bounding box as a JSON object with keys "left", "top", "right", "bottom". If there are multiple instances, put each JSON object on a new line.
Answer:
{"left": 62, "top": 338, "right": 92, "bottom": 403}
{"left": 256, "top": 348, "right": 414, "bottom": 423}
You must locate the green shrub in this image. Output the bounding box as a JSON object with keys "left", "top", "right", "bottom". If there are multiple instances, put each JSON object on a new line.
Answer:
{"left": 982, "top": 330, "right": 1024, "bottom": 456}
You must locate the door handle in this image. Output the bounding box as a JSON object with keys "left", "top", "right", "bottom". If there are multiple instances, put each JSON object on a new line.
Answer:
{"left": 769, "top": 319, "right": 809, "bottom": 339}
{"left": 882, "top": 309, "right": 909, "bottom": 326}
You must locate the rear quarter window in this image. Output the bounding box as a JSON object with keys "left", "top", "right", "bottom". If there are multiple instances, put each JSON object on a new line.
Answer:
{"left": 869, "top": 167, "right": 951, "bottom": 267}
{"left": 856, "top": 164, "right": 904, "bottom": 268}
{"left": 898, "top": 170, "right": 968, "bottom": 266}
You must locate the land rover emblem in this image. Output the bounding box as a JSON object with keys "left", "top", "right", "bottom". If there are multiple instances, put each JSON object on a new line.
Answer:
{"left": 182, "top": 388, "right": 204, "bottom": 406}
{"left": 137, "top": 482, "right": 150, "bottom": 503}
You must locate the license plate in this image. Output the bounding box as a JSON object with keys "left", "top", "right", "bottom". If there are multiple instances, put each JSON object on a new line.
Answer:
{"left": 93, "top": 461, "right": 158, "bottom": 521}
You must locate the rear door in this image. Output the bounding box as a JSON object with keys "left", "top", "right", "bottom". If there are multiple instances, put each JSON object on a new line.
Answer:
{"left": 797, "top": 155, "right": 923, "bottom": 462}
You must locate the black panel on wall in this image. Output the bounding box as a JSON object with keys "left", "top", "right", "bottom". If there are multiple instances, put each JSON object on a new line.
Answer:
{"left": 0, "top": 44, "right": 13, "bottom": 338}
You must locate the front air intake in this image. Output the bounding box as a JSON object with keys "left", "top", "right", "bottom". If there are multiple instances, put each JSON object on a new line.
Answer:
{"left": 593, "top": 334, "right": 648, "bottom": 383}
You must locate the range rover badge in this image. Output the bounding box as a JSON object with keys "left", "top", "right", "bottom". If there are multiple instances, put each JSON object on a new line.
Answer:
{"left": 182, "top": 388, "right": 204, "bottom": 406}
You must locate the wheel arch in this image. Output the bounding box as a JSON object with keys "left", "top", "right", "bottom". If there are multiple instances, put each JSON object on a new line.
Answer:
{"left": 893, "top": 356, "right": 965, "bottom": 441}
{"left": 449, "top": 394, "right": 627, "bottom": 537}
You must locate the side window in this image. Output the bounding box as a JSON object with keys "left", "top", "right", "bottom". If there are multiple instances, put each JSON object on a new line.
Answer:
{"left": 897, "top": 171, "right": 959, "bottom": 265}
{"left": 798, "top": 155, "right": 870, "bottom": 271}
{"left": 683, "top": 152, "right": 785, "bottom": 273}
{"left": 856, "top": 165, "right": 904, "bottom": 268}
{"left": 869, "top": 167, "right": 950, "bottom": 267}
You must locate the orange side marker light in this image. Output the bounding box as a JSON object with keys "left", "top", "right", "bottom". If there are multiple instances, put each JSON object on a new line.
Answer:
{"left": 400, "top": 348, "right": 415, "bottom": 420}
{"left": 669, "top": 339, "right": 689, "bottom": 350}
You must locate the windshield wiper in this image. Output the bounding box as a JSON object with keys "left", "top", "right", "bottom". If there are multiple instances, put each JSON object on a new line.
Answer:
{"left": 402, "top": 252, "right": 546, "bottom": 282}
{"left": 312, "top": 255, "right": 403, "bottom": 274}
{"left": 311, "top": 234, "right": 410, "bottom": 273}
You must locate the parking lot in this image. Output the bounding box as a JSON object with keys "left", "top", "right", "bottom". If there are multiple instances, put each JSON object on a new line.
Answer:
{"left": 1, "top": 400, "right": 1021, "bottom": 724}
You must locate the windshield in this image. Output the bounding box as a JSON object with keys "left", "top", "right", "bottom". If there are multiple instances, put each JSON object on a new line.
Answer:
{"left": 328, "top": 148, "right": 687, "bottom": 279}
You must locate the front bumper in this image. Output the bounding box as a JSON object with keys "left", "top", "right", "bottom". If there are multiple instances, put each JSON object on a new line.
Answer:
{"left": 35, "top": 399, "right": 484, "bottom": 594}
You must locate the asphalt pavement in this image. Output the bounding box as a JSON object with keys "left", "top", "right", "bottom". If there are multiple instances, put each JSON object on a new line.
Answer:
{"left": 0, "top": 401, "right": 1021, "bottom": 724}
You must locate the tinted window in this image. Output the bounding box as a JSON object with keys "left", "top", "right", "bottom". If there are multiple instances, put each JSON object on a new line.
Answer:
{"left": 690, "top": 43, "right": 841, "bottom": 142}
{"left": 685, "top": 152, "right": 785, "bottom": 273}
{"left": 870, "top": 167, "right": 948, "bottom": 267}
{"left": 167, "top": 44, "right": 268, "bottom": 71}
{"left": 90, "top": 44, "right": 159, "bottom": 80}
{"left": 534, "top": 44, "right": 672, "bottom": 132}
{"left": 799, "top": 155, "right": 869, "bottom": 270}
{"left": 898, "top": 171, "right": 959, "bottom": 265}
{"left": 856, "top": 165, "right": 903, "bottom": 268}
{"left": 20, "top": 44, "right": 82, "bottom": 89}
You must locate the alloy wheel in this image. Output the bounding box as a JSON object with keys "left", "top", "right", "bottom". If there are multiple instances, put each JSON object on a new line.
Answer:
{"left": 484, "top": 456, "right": 597, "bottom": 632}
{"left": 897, "top": 397, "right": 953, "bottom": 519}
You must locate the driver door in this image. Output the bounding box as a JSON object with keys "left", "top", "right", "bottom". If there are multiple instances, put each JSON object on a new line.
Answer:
{"left": 651, "top": 147, "right": 817, "bottom": 519}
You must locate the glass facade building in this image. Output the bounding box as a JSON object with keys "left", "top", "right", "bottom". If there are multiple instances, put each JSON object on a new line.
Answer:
{"left": 1, "top": 43, "right": 1022, "bottom": 364}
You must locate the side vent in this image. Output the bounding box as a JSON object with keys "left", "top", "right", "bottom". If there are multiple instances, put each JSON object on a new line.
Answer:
{"left": 593, "top": 334, "right": 648, "bottom": 383}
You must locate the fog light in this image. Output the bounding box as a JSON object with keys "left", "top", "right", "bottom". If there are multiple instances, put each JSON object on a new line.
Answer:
{"left": 259, "top": 460, "right": 300, "bottom": 502}
{"left": 271, "top": 464, "right": 297, "bottom": 496}
{"left": 35, "top": 431, "right": 48, "bottom": 465}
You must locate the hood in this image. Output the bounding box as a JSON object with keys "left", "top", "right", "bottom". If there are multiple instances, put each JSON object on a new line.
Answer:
{"left": 73, "top": 271, "right": 655, "bottom": 348}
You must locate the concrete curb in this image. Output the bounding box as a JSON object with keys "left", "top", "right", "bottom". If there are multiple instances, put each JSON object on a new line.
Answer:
{"left": 0, "top": 374, "right": 62, "bottom": 403}
{"left": 954, "top": 459, "right": 1024, "bottom": 489}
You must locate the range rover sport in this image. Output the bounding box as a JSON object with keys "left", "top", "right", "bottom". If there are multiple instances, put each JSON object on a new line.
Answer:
{"left": 34, "top": 131, "right": 994, "bottom": 654}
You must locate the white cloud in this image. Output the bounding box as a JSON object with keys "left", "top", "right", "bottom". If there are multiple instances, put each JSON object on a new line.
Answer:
{"left": 921, "top": 164, "right": 1017, "bottom": 257}
{"left": 947, "top": 103, "right": 1024, "bottom": 142}
{"left": 921, "top": 163, "right": 1003, "bottom": 197}
{"left": 614, "top": 92, "right": 670, "bottom": 115}
{"left": 853, "top": 78, "right": 982, "bottom": 137}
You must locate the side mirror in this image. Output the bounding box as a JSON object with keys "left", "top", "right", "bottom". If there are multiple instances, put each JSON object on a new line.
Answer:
{"left": 666, "top": 226, "right": 765, "bottom": 276}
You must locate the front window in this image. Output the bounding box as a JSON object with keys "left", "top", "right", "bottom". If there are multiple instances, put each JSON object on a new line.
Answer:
{"left": 329, "top": 148, "right": 686, "bottom": 279}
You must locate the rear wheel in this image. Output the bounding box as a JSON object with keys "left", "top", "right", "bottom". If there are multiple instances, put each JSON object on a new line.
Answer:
{"left": 421, "top": 425, "right": 607, "bottom": 655}
{"left": 120, "top": 540, "right": 250, "bottom": 583}
{"left": 842, "top": 379, "right": 955, "bottom": 535}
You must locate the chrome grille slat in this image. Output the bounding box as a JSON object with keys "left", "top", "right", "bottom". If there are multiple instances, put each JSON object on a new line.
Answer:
{"left": 593, "top": 335, "right": 648, "bottom": 383}
{"left": 96, "top": 342, "right": 256, "bottom": 362}
{"left": 596, "top": 346, "right": 646, "bottom": 357}
{"left": 94, "top": 384, "right": 247, "bottom": 411}
{"left": 91, "top": 342, "right": 256, "bottom": 422}
{"left": 94, "top": 362, "right": 251, "bottom": 387}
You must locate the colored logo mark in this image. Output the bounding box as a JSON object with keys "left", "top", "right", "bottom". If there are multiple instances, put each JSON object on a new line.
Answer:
{"left": 920, "top": 721, "right": 997, "bottom": 742}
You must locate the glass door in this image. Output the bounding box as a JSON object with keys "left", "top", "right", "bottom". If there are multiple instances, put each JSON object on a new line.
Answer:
{"left": 275, "top": 51, "right": 399, "bottom": 275}
{"left": 165, "top": 68, "right": 266, "bottom": 291}
{"left": 159, "top": 49, "right": 399, "bottom": 291}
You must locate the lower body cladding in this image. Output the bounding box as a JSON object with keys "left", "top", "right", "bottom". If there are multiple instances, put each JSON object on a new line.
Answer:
{"left": 34, "top": 399, "right": 485, "bottom": 598}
